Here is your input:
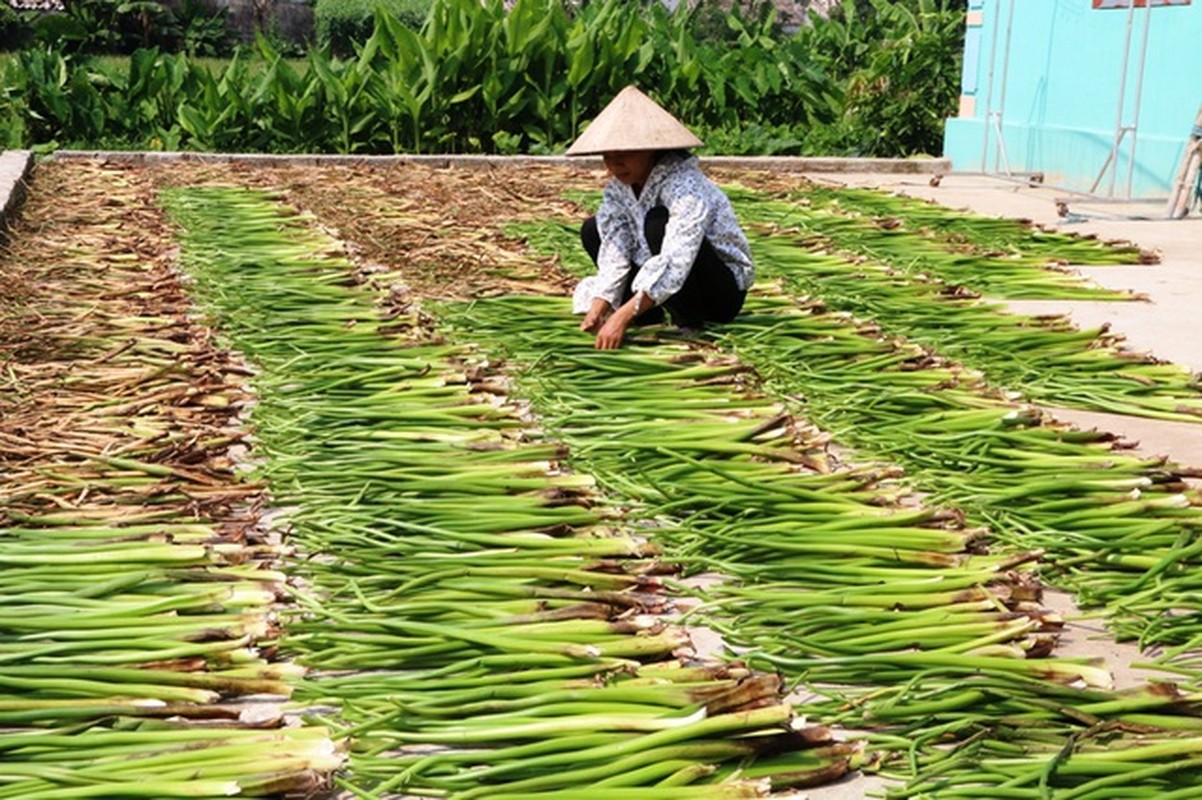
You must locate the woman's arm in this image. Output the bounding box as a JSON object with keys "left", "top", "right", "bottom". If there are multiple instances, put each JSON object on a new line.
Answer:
{"left": 594, "top": 291, "right": 654, "bottom": 350}
{"left": 588, "top": 186, "right": 639, "bottom": 308}
{"left": 630, "top": 181, "right": 713, "bottom": 304}
{"left": 580, "top": 296, "right": 612, "bottom": 332}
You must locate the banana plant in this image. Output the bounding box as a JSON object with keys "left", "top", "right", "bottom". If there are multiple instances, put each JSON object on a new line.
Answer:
{"left": 249, "top": 52, "right": 325, "bottom": 152}
{"left": 366, "top": 10, "right": 444, "bottom": 153}
{"left": 497, "top": 0, "right": 569, "bottom": 150}
{"left": 178, "top": 49, "right": 261, "bottom": 150}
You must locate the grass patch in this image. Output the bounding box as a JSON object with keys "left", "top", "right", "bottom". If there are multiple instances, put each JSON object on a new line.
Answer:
{"left": 0, "top": 50, "right": 308, "bottom": 77}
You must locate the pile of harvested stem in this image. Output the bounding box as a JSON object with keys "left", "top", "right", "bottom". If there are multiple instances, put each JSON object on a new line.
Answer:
{"left": 8, "top": 156, "right": 1202, "bottom": 799}
{"left": 0, "top": 164, "right": 341, "bottom": 796}
{"left": 736, "top": 198, "right": 1202, "bottom": 423}
{"left": 160, "top": 184, "right": 853, "bottom": 798}
{"left": 442, "top": 293, "right": 1202, "bottom": 798}
{"left": 788, "top": 182, "right": 1153, "bottom": 267}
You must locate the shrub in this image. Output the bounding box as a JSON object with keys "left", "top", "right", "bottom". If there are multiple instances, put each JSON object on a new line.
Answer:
{"left": 0, "top": 5, "right": 36, "bottom": 51}
{"left": 176, "top": 0, "right": 233, "bottom": 57}
{"left": 19, "top": 0, "right": 233, "bottom": 57}
{"left": 314, "top": 0, "right": 431, "bottom": 57}
{"left": 0, "top": 0, "right": 963, "bottom": 157}
{"left": 30, "top": 0, "right": 175, "bottom": 55}
{"left": 796, "top": 0, "right": 964, "bottom": 157}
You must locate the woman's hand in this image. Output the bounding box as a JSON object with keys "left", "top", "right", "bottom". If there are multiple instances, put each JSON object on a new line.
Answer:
{"left": 594, "top": 312, "right": 630, "bottom": 350}
{"left": 580, "top": 298, "right": 611, "bottom": 333}
{"left": 593, "top": 292, "right": 651, "bottom": 350}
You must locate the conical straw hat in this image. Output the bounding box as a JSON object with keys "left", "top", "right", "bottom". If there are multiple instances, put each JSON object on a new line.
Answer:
{"left": 566, "top": 86, "right": 703, "bottom": 156}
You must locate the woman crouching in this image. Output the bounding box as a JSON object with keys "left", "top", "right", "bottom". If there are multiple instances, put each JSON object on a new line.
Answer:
{"left": 567, "top": 86, "right": 755, "bottom": 350}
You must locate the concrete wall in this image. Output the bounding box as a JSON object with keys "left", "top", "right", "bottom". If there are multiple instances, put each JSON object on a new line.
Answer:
{"left": 0, "top": 150, "right": 34, "bottom": 244}
{"left": 943, "top": 0, "right": 1202, "bottom": 198}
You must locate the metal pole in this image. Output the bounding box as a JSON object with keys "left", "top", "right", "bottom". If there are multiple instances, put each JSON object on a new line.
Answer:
{"left": 1123, "top": 0, "right": 1153, "bottom": 198}
{"left": 1104, "top": 0, "right": 1137, "bottom": 197}
{"left": 992, "top": 0, "right": 1016, "bottom": 174}
{"left": 979, "top": 0, "right": 1004, "bottom": 171}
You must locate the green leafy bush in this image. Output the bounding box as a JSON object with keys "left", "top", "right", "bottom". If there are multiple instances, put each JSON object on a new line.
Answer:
{"left": 18, "top": 0, "right": 233, "bottom": 57}
{"left": 176, "top": 0, "right": 233, "bottom": 58}
{"left": 0, "top": 0, "right": 964, "bottom": 157}
{"left": 697, "top": 123, "right": 808, "bottom": 157}
{"left": 314, "top": 0, "right": 431, "bottom": 56}
{"left": 0, "top": 4, "right": 36, "bottom": 51}
{"left": 796, "top": 0, "right": 964, "bottom": 157}
{"left": 0, "top": 54, "right": 27, "bottom": 148}
{"left": 31, "top": 0, "right": 167, "bottom": 54}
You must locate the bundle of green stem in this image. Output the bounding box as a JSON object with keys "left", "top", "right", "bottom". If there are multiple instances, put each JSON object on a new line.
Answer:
{"left": 435, "top": 251, "right": 1202, "bottom": 783}
{"left": 730, "top": 186, "right": 1147, "bottom": 299}
{"left": 773, "top": 181, "right": 1152, "bottom": 267}
{"left": 9, "top": 158, "right": 1192, "bottom": 792}
{"left": 143, "top": 167, "right": 1202, "bottom": 797}
{"left": 661, "top": 286, "right": 1202, "bottom": 786}
{"left": 0, "top": 162, "right": 338, "bottom": 795}
{"left": 815, "top": 672, "right": 1202, "bottom": 798}
{"left": 0, "top": 535, "right": 286, "bottom": 690}
{"left": 516, "top": 204, "right": 1202, "bottom": 426}
{"left": 700, "top": 290, "right": 1202, "bottom": 661}
{"left": 0, "top": 724, "right": 341, "bottom": 799}
{"left": 428, "top": 293, "right": 1178, "bottom": 790}
{"left": 889, "top": 722, "right": 1202, "bottom": 798}
{"left": 440, "top": 296, "right": 1106, "bottom": 681}
{"left": 742, "top": 230, "right": 1202, "bottom": 423}
{"left": 162, "top": 185, "right": 848, "bottom": 797}
{"left": 502, "top": 188, "right": 1202, "bottom": 785}
{"left": 437, "top": 290, "right": 1202, "bottom": 796}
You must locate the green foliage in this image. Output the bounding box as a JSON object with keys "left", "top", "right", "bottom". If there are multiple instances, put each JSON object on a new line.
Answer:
{"left": 20, "top": 0, "right": 234, "bottom": 58}
{"left": 5, "top": 47, "right": 105, "bottom": 148}
{"left": 32, "top": 0, "right": 162, "bottom": 53}
{"left": 31, "top": 6, "right": 118, "bottom": 54}
{"left": 0, "top": 55, "right": 27, "bottom": 148}
{"left": 688, "top": 0, "right": 783, "bottom": 45}
{"left": 697, "top": 123, "right": 808, "bottom": 157}
{"left": 1, "top": 0, "right": 965, "bottom": 157}
{"left": 314, "top": 0, "right": 431, "bottom": 56}
{"left": 176, "top": 0, "right": 233, "bottom": 58}
{"left": 797, "top": 0, "right": 966, "bottom": 156}
{"left": 0, "top": 4, "right": 36, "bottom": 50}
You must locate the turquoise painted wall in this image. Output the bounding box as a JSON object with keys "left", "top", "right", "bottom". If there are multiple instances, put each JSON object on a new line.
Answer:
{"left": 944, "top": 0, "right": 1202, "bottom": 197}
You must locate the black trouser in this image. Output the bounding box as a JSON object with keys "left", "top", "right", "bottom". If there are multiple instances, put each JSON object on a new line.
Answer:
{"left": 581, "top": 206, "right": 746, "bottom": 326}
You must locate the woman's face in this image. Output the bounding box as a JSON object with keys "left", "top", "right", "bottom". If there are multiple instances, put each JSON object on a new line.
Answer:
{"left": 602, "top": 150, "right": 656, "bottom": 187}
